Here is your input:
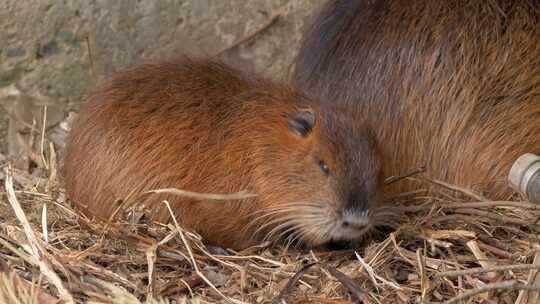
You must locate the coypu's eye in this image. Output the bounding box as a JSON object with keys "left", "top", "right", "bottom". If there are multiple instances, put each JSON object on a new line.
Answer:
{"left": 319, "top": 160, "right": 330, "bottom": 175}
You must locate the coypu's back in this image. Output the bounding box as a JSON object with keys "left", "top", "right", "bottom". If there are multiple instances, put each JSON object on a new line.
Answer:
{"left": 63, "top": 57, "right": 383, "bottom": 249}
{"left": 63, "top": 58, "right": 292, "bottom": 248}
{"left": 293, "top": 0, "right": 540, "bottom": 198}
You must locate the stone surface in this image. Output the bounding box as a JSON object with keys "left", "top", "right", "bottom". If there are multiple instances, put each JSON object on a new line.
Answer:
{"left": 0, "top": 0, "right": 325, "bottom": 153}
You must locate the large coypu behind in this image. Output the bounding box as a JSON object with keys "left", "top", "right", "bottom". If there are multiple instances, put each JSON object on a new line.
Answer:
{"left": 63, "top": 57, "right": 384, "bottom": 250}
{"left": 293, "top": 0, "right": 540, "bottom": 199}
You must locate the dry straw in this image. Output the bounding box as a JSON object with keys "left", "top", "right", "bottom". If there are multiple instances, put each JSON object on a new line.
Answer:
{"left": 1, "top": 144, "right": 540, "bottom": 303}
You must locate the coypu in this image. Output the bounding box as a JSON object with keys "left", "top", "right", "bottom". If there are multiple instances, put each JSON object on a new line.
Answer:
{"left": 62, "top": 57, "right": 384, "bottom": 250}
{"left": 292, "top": 0, "right": 540, "bottom": 199}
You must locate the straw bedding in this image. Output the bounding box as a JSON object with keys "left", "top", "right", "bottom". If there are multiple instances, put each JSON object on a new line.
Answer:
{"left": 1, "top": 139, "right": 540, "bottom": 304}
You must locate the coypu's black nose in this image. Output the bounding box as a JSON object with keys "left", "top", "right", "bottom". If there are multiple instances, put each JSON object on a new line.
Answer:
{"left": 339, "top": 180, "right": 372, "bottom": 229}
{"left": 343, "top": 181, "right": 370, "bottom": 214}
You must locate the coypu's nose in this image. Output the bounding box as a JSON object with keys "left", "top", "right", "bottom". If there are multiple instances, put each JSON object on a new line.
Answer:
{"left": 342, "top": 181, "right": 371, "bottom": 215}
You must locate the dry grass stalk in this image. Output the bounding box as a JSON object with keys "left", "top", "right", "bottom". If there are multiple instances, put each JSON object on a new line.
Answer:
{"left": 145, "top": 189, "right": 256, "bottom": 201}
{"left": 0, "top": 272, "right": 49, "bottom": 304}
{"left": 515, "top": 251, "right": 540, "bottom": 304}
{"left": 215, "top": 12, "right": 281, "bottom": 56}
{"left": 436, "top": 264, "right": 540, "bottom": 278}
{"left": 146, "top": 231, "right": 178, "bottom": 301}
{"left": 444, "top": 280, "right": 540, "bottom": 304}
{"left": 466, "top": 240, "right": 498, "bottom": 280}
{"left": 272, "top": 262, "right": 317, "bottom": 304}
{"left": 3, "top": 165, "right": 74, "bottom": 303}
{"left": 39, "top": 106, "right": 48, "bottom": 170}
{"left": 411, "top": 176, "right": 489, "bottom": 201}
{"left": 163, "top": 200, "right": 246, "bottom": 304}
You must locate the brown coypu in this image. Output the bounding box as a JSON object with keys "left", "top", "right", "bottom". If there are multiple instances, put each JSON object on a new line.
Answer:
{"left": 62, "top": 57, "right": 384, "bottom": 250}
{"left": 292, "top": 0, "right": 540, "bottom": 199}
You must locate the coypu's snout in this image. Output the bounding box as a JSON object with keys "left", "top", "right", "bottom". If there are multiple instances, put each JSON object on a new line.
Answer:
{"left": 329, "top": 194, "right": 377, "bottom": 242}
{"left": 338, "top": 183, "right": 373, "bottom": 230}
{"left": 327, "top": 125, "right": 382, "bottom": 244}
{"left": 340, "top": 209, "right": 370, "bottom": 230}
{"left": 322, "top": 203, "right": 375, "bottom": 244}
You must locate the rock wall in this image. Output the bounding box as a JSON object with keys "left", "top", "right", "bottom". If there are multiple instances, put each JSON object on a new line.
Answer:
{"left": 0, "top": 0, "right": 324, "bottom": 153}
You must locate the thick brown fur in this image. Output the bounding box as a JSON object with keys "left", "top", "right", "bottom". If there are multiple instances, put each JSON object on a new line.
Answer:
{"left": 292, "top": 0, "right": 540, "bottom": 199}
{"left": 63, "top": 57, "right": 383, "bottom": 250}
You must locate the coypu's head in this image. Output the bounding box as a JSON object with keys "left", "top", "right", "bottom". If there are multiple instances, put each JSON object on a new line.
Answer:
{"left": 250, "top": 96, "right": 383, "bottom": 248}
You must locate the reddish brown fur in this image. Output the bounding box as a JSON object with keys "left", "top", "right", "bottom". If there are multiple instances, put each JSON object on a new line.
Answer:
{"left": 63, "top": 57, "right": 383, "bottom": 250}
{"left": 293, "top": 0, "right": 540, "bottom": 198}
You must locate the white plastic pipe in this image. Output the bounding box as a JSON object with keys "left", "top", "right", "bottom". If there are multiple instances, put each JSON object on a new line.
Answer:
{"left": 508, "top": 153, "right": 540, "bottom": 204}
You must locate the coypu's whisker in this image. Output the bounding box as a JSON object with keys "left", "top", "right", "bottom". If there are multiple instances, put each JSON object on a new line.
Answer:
{"left": 277, "top": 224, "right": 303, "bottom": 245}
{"left": 265, "top": 222, "right": 293, "bottom": 243}
{"left": 246, "top": 203, "right": 324, "bottom": 223}
{"left": 250, "top": 206, "right": 322, "bottom": 231}
{"left": 245, "top": 203, "right": 314, "bottom": 234}
{"left": 264, "top": 209, "right": 329, "bottom": 244}
{"left": 254, "top": 205, "right": 322, "bottom": 217}
{"left": 286, "top": 228, "right": 306, "bottom": 247}
{"left": 303, "top": 223, "right": 328, "bottom": 245}
{"left": 256, "top": 214, "right": 323, "bottom": 239}
{"left": 292, "top": 218, "right": 331, "bottom": 245}
{"left": 249, "top": 199, "right": 335, "bottom": 245}
{"left": 257, "top": 219, "right": 290, "bottom": 240}
{"left": 248, "top": 202, "right": 324, "bottom": 216}
{"left": 280, "top": 219, "right": 324, "bottom": 247}
{"left": 249, "top": 203, "right": 325, "bottom": 228}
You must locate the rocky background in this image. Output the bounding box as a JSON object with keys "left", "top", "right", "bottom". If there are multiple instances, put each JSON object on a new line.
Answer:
{"left": 0, "top": 0, "right": 324, "bottom": 155}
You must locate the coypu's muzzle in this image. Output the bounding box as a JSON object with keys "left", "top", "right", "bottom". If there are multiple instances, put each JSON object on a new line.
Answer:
{"left": 340, "top": 209, "right": 371, "bottom": 230}
{"left": 330, "top": 179, "right": 378, "bottom": 240}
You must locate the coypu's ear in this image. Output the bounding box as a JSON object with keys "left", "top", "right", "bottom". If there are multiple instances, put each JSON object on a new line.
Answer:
{"left": 288, "top": 109, "right": 316, "bottom": 137}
